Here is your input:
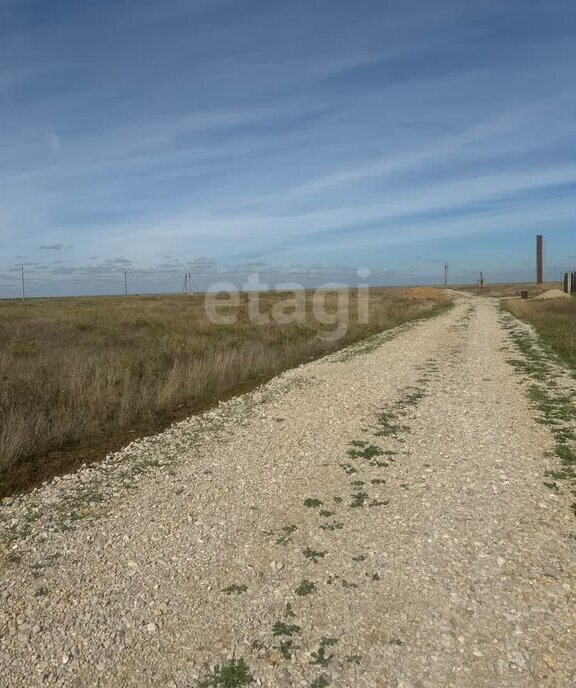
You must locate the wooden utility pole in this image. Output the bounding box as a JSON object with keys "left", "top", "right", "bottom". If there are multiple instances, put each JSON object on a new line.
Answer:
{"left": 444, "top": 262, "right": 449, "bottom": 286}
{"left": 124, "top": 270, "right": 128, "bottom": 296}
{"left": 21, "top": 264, "right": 25, "bottom": 301}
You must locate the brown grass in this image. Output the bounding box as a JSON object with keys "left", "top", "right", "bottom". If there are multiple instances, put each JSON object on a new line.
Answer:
{"left": 0, "top": 288, "right": 451, "bottom": 495}
{"left": 400, "top": 287, "right": 452, "bottom": 301}
{"left": 456, "top": 281, "right": 560, "bottom": 298}
{"left": 502, "top": 294, "right": 576, "bottom": 368}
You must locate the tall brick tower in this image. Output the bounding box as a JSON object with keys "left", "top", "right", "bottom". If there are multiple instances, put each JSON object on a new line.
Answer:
{"left": 536, "top": 234, "right": 543, "bottom": 285}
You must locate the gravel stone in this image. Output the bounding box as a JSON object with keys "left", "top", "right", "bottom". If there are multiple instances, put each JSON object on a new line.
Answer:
{"left": 1, "top": 295, "right": 575, "bottom": 687}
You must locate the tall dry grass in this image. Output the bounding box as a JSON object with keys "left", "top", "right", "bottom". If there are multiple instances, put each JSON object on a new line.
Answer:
{"left": 456, "top": 282, "right": 559, "bottom": 298}
{"left": 0, "top": 289, "right": 450, "bottom": 493}
{"left": 503, "top": 295, "right": 576, "bottom": 367}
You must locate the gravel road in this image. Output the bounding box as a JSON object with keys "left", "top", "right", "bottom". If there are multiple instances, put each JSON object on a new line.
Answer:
{"left": 1, "top": 295, "right": 575, "bottom": 687}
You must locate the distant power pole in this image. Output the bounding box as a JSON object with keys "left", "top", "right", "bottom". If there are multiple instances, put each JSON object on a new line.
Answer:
{"left": 190, "top": 272, "right": 200, "bottom": 293}
{"left": 536, "top": 234, "right": 543, "bottom": 285}
{"left": 124, "top": 270, "right": 128, "bottom": 296}
{"left": 184, "top": 272, "right": 198, "bottom": 294}
{"left": 444, "top": 262, "right": 449, "bottom": 286}
{"left": 21, "top": 264, "right": 25, "bottom": 301}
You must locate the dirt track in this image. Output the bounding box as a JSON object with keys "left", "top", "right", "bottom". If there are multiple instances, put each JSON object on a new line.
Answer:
{"left": 1, "top": 295, "right": 575, "bottom": 687}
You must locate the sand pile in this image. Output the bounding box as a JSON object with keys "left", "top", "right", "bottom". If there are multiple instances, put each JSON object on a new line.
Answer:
{"left": 533, "top": 289, "right": 572, "bottom": 300}
{"left": 400, "top": 287, "right": 450, "bottom": 301}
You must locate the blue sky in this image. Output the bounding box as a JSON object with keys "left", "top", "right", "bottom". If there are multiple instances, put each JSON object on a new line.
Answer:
{"left": 1, "top": 0, "right": 575, "bottom": 296}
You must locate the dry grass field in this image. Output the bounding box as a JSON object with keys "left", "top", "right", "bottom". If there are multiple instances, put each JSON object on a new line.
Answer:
{"left": 0, "top": 287, "right": 451, "bottom": 495}
{"left": 456, "top": 281, "right": 559, "bottom": 298}
{"left": 502, "top": 294, "right": 576, "bottom": 369}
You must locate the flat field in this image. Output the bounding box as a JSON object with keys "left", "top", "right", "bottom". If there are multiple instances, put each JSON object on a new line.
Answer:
{"left": 0, "top": 287, "right": 450, "bottom": 495}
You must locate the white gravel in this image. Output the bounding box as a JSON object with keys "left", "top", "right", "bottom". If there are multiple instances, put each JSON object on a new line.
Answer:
{"left": 1, "top": 295, "right": 575, "bottom": 687}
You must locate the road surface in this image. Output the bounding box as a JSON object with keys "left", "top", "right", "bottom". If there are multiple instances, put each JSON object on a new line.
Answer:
{"left": 1, "top": 295, "right": 575, "bottom": 687}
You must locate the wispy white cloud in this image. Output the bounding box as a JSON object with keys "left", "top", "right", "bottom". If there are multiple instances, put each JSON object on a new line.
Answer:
{"left": 1, "top": 0, "right": 575, "bottom": 295}
{"left": 259, "top": 93, "right": 576, "bottom": 203}
{"left": 38, "top": 243, "right": 67, "bottom": 250}
{"left": 110, "top": 162, "right": 576, "bottom": 249}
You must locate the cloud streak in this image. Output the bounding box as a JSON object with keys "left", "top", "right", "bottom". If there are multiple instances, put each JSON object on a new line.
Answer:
{"left": 1, "top": 0, "right": 575, "bottom": 296}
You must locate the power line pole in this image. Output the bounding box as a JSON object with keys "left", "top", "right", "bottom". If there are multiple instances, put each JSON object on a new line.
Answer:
{"left": 444, "top": 261, "right": 449, "bottom": 286}
{"left": 189, "top": 272, "right": 200, "bottom": 293}
{"left": 184, "top": 272, "right": 199, "bottom": 294}
{"left": 124, "top": 270, "right": 128, "bottom": 296}
{"left": 21, "top": 264, "right": 25, "bottom": 301}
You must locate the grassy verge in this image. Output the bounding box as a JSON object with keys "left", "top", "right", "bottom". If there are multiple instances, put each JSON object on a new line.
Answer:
{"left": 0, "top": 288, "right": 451, "bottom": 495}
{"left": 499, "top": 308, "right": 576, "bottom": 518}
{"left": 502, "top": 296, "right": 576, "bottom": 369}
{"left": 455, "top": 281, "right": 559, "bottom": 298}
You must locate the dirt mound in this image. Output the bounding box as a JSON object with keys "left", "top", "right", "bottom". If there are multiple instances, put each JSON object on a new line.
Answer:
{"left": 400, "top": 287, "right": 450, "bottom": 301}
{"left": 533, "top": 289, "right": 572, "bottom": 300}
